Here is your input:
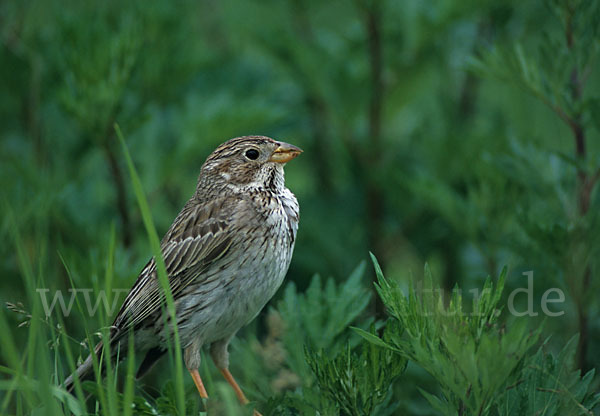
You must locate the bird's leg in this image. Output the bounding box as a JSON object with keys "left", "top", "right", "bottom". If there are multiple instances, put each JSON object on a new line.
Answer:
{"left": 189, "top": 368, "right": 208, "bottom": 398}
{"left": 220, "top": 367, "right": 248, "bottom": 404}
{"left": 210, "top": 338, "right": 262, "bottom": 416}
{"left": 185, "top": 341, "right": 208, "bottom": 399}
{"left": 221, "top": 368, "right": 263, "bottom": 416}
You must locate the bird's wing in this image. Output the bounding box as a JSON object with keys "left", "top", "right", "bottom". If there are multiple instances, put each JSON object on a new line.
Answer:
{"left": 112, "top": 196, "right": 247, "bottom": 333}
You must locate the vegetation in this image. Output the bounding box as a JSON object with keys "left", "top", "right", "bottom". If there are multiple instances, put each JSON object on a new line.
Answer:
{"left": 1, "top": 0, "right": 600, "bottom": 414}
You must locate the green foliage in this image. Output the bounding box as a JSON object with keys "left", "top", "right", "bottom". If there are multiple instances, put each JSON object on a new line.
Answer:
{"left": 353, "top": 256, "right": 600, "bottom": 416}
{"left": 82, "top": 379, "right": 201, "bottom": 416}
{"left": 497, "top": 336, "right": 600, "bottom": 416}
{"left": 470, "top": 0, "right": 600, "bottom": 128}
{"left": 357, "top": 256, "right": 540, "bottom": 415}
{"left": 305, "top": 327, "right": 407, "bottom": 416}
{"left": 275, "top": 262, "right": 372, "bottom": 382}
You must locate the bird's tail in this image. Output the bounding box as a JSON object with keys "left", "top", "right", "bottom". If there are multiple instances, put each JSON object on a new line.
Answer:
{"left": 63, "top": 341, "right": 103, "bottom": 394}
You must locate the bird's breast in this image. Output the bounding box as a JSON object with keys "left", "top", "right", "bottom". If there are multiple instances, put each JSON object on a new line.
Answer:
{"left": 174, "top": 189, "right": 298, "bottom": 346}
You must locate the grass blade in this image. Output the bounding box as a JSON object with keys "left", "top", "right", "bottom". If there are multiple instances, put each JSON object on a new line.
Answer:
{"left": 115, "top": 123, "right": 186, "bottom": 415}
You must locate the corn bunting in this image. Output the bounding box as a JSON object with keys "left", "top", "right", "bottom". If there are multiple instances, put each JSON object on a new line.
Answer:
{"left": 64, "top": 136, "right": 302, "bottom": 414}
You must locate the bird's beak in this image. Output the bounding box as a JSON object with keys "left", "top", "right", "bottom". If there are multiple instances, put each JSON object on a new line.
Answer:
{"left": 269, "top": 141, "right": 303, "bottom": 163}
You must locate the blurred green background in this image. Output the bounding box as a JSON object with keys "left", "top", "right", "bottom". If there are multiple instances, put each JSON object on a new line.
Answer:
{"left": 1, "top": 0, "right": 599, "bottom": 414}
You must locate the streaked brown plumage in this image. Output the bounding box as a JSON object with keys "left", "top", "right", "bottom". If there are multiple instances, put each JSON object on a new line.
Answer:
{"left": 64, "top": 136, "right": 302, "bottom": 414}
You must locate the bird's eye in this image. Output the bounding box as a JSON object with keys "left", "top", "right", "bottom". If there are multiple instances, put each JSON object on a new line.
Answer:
{"left": 245, "top": 149, "right": 260, "bottom": 160}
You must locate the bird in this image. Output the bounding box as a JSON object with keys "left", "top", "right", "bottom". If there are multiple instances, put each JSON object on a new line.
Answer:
{"left": 63, "top": 135, "right": 302, "bottom": 414}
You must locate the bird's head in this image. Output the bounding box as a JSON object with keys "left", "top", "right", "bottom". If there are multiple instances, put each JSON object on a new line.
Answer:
{"left": 197, "top": 136, "right": 302, "bottom": 194}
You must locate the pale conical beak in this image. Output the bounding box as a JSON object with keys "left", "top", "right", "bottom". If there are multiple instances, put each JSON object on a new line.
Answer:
{"left": 269, "top": 141, "right": 303, "bottom": 163}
